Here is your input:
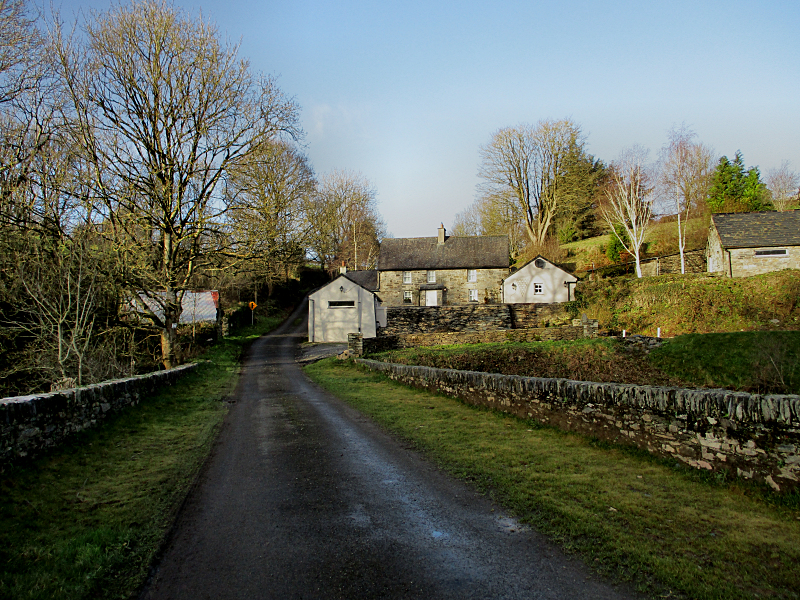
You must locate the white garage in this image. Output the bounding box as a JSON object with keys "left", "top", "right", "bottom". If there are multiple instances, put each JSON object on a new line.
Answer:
{"left": 308, "top": 272, "right": 386, "bottom": 343}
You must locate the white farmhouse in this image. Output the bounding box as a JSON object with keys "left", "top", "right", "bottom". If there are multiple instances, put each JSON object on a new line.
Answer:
{"left": 502, "top": 256, "right": 578, "bottom": 304}
{"left": 307, "top": 271, "right": 386, "bottom": 343}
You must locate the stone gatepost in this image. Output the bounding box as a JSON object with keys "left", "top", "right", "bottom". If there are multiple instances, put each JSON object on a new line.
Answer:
{"left": 347, "top": 333, "right": 364, "bottom": 357}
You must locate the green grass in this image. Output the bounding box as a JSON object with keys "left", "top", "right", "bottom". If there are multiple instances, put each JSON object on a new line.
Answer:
{"left": 0, "top": 315, "right": 284, "bottom": 600}
{"left": 305, "top": 358, "right": 800, "bottom": 600}
{"left": 575, "top": 270, "right": 800, "bottom": 337}
{"left": 650, "top": 331, "right": 800, "bottom": 393}
{"left": 370, "top": 331, "right": 800, "bottom": 393}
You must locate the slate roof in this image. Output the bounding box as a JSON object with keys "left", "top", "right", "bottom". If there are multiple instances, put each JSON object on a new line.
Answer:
{"left": 712, "top": 211, "right": 800, "bottom": 249}
{"left": 377, "top": 235, "right": 510, "bottom": 271}
{"left": 507, "top": 255, "right": 578, "bottom": 281}
{"left": 343, "top": 270, "right": 379, "bottom": 291}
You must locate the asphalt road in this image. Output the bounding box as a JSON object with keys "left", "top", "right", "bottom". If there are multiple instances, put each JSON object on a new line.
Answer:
{"left": 140, "top": 303, "right": 640, "bottom": 600}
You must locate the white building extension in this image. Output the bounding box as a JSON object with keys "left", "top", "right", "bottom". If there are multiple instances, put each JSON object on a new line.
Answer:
{"left": 503, "top": 256, "right": 578, "bottom": 304}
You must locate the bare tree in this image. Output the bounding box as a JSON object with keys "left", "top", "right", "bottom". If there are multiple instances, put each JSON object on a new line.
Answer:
{"left": 767, "top": 161, "right": 799, "bottom": 211}
{"left": 658, "top": 124, "right": 714, "bottom": 273}
{"left": 452, "top": 189, "right": 526, "bottom": 257}
{"left": 477, "top": 118, "right": 583, "bottom": 248}
{"left": 602, "top": 146, "right": 654, "bottom": 278}
{"left": 0, "top": 0, "right": 63, "bottom": 226}
{"left": 228, "top": 140, "right": 315, "bottom": 294}
{"left": 55, "top": 0, "right": 300, "bottom": 368}
{"left": 12, "top": 235, "right": 98, "bottom": 387}
{"left": 307, "top": 169, "right": 385, "bottom": 272}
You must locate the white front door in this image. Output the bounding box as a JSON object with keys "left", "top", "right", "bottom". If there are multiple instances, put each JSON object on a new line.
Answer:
{"left": 425, "top": 290, "right": 438, "bottom": 306}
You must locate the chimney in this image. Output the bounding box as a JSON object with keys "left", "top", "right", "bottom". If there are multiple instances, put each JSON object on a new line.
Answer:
{"left": 437, "top": 223, "right": 446, "bottom": 245}
{"left": 339, "top": 261, "right": 347, "bottom": 274}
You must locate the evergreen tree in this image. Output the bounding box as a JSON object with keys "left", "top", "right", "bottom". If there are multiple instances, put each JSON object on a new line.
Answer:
{"left": 708, "top": 151, "right": 771, "bottom": 212}
{"left": 606, "top": 223, "right": 630, "bottom": 263}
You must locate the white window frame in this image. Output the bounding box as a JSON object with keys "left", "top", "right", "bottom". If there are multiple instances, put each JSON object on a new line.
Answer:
{"left": 402, "top": 271, "right": 412, "bottom": 284}
{"left": 533, "top": 282, "right": 543, "bottom": 295}
{"left": 467, "top": 269, "right": 477, "bottom": 282}
{"left": 427, "top": 270, "right": 436, "bottom": 283}
{"left": 403, "top": 290, "right": 412, "bottom": 303}
{"left": 468, "top": 289, "right": 478, "bottom": 302}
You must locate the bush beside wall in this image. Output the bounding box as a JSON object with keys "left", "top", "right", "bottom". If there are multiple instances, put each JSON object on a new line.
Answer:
{"left": 356, "top": 359, "right": 800, "bottom": 492}
{"left": 0, "top": 364, "right": 197, "bottom": 467}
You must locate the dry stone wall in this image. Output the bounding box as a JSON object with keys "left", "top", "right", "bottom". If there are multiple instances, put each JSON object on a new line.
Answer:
{"left": 381, "top": 303, "right": 573, "bottom": 336}
{"left": 0, "top": 364, "right": 197, "bottom": 467}
{"left": 355, "top": 359, "right": 800, "bottom": 492}
{"left": 363, "top": 324, "right": 595, "bottom": 353}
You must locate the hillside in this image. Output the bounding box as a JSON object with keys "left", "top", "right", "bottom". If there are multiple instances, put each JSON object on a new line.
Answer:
{"left": 573, "top": 269, "right": 800, "bottom": 337}
{"left": 561, "top": 216, "right": 709, "bottom": 272}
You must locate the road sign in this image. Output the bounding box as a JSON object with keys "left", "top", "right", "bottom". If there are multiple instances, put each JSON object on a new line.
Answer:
{"left": 249, "top": 301, "right": 257, "bottom": 310}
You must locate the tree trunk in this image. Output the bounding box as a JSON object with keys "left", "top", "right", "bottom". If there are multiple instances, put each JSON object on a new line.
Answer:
{"left": 161, "top": 291, "right": 181, "bottom": 369}
{"left": 160, "top": 323, "right": 179, "bottom": 370}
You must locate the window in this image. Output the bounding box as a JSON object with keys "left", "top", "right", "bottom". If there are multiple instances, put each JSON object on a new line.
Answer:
{"left": 403, "top": 290, "right": 412, "bottom": 303}
{"left": 468, "top": 289, "right": 478, "bottom": 302}
{"left": 534, "top": 258, "right": 545, "bottom": 269}
{"left": 402, "top": 271, "right": 412, "bottom": 284}
{"left": 328, "top": 300, "right": 355, "bottom": 308}
{"left": 467, "top": 269, "right": 477, "bottom": 282}
{"left": 755, "top": 249, "right": 787, "bottom": 256}
{"left": 427, "top": 270, "right": 436, "bottom": 283}
{"left": 533, "top": 283, "right": 543, "bottom": 294}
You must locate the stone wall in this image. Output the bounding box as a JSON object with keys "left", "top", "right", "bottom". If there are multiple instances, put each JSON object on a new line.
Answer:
{"left": 727, "top": 246, "right": 800, "bottom": 278}
{"left": 355, "top": 359, "right": 800, "bottom": 492}
{"left": 363, "top": 325, "right": 591, "bottom": 353}
{"left": 0, "top": 364, "right": 197, "bottom": 467}
{"left": 640, "top": 249, "right": 707, "bottom": 277}
{"left": 381, "top": 303, "right": 573, "bottom": 336}
{"left": 378, "top": 268, "right": 507, "bottom": 306}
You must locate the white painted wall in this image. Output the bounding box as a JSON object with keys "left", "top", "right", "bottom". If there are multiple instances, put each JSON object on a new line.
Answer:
{"left": 503, "top": 257, "right": 578, "bottom": 304}
{"left": 308, "top": 276, "right": 381, "bottom": 342}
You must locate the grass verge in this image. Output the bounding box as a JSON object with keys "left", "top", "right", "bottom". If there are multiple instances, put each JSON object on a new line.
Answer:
{"left": 0, "top": 315, "right": 284, "bottom": 600}
{"left": 369, "top": 331, "right": 800, "bottom": 394}
{"left": 650, "top": 331, "right": 800, "bottom": 393}
{"left": 304, "top": 358, "right": 800, "bottom": 600}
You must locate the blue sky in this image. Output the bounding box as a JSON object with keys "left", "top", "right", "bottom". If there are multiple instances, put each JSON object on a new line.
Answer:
{"left": 57, "top": 0, "right": 800, "bottom": 238}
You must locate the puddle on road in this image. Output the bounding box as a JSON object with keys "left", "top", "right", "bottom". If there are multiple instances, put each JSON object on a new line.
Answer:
{"left": 496, "top": 516, "right": 528, "bottom": 534}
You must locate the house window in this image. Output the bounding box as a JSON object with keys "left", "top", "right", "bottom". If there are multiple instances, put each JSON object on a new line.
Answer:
{"left": 328, "top": 300, "right": 355, "bottom": 308}
{"left": 467, "top": 269, "right": 477, "bottom": 282}
{"left": 468, "top": 289, "right": 478, "bottom": 302}
{"left": 427, "top": 270, "right": 436, "bottom": 283}
{"left": 533, "top": 283, "right": 543, "bottom": 294}
{"left": 403, "top": 271, "right": 412, "bottom": 284}
{"left": 403, "top": 290, "right": 412, "bottom": 304}
{"left": 535, "top": 258, "right": 545, "bottom": 268}
{"left": 754, "top": 249, "right": 787, "bottom": 256}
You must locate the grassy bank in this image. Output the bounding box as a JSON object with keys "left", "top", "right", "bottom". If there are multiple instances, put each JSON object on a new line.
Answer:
{"left": 305, "top": 358, "right": 800, "bottom": 599}
{"left": 574, "top": 270, "right": 800, "bottom": 337}
{"left": 0, "top": 315, "right": 283, "bottom": 600}
{"left": 368, "top": 331, "right": 800, "bottom": 394}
